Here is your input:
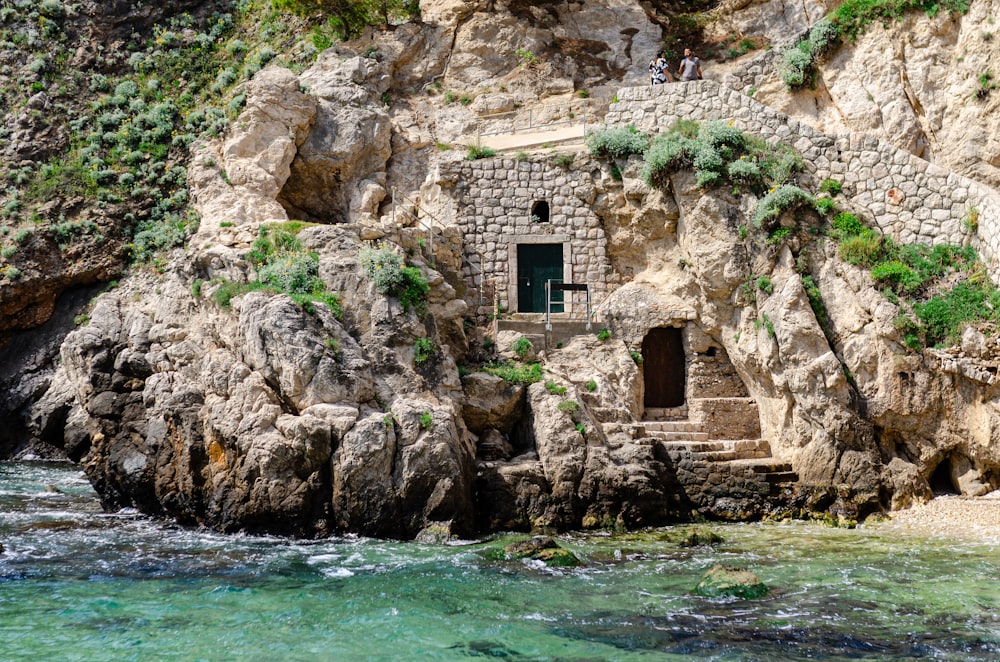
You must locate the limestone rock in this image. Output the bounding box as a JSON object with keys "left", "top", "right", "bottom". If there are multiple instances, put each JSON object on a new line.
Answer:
{"left": 695, "top": 564, "right": 769, "bottom": 599}
{"left": 461, "top": 372, "right": 524, "bottom": 435}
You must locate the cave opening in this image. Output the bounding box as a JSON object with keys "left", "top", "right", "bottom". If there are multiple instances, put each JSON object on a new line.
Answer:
{"left": 929, "top": 458, "right": 958, "bottom": 495}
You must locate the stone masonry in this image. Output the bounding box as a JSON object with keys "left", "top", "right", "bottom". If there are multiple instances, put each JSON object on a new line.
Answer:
{"left": 439, "top": 155, "right": 614, "bottom": 316}
{"left": 604, "top": 80, "right": 1000, "bottom": 282}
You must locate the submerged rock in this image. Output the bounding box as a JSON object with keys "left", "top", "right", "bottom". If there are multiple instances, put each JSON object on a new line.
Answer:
{"left": 678, "top": 528, "right": 724, "bottom": 548}
{"left": 499, "top": 535, "right": 582, "bottom": 567}
{"left": 695, "top": 565, "right": 769, "bottom": 600}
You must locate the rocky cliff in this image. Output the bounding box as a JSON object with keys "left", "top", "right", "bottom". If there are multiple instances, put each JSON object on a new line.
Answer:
{"left": 3, "top": 0, "right": 1000, "bottom": 538}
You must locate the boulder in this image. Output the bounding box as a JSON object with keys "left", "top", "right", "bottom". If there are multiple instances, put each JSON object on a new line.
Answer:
{"left": 695, "top": 565, "right": 769, "bottom": 599}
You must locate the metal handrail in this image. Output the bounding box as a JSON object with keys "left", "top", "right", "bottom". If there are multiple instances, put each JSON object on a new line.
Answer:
{"left": 545, "top": 280, "right": 592, "bottom": 331}
{"left": 391, "top": 186, "right": 448, "bottom": 256}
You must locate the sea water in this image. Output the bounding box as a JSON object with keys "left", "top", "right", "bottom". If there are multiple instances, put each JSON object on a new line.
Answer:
{"left": 2, "top": 461, "right": 999, "bottom": 661}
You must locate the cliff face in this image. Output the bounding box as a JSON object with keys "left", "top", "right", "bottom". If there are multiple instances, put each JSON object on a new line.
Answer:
{"left": 4, "top": 0, "right": 1000, "bottom": 537}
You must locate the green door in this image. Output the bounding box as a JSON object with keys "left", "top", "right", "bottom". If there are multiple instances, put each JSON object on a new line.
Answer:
{"left": 517, "top": 244, "right": 563, "bottom": 313}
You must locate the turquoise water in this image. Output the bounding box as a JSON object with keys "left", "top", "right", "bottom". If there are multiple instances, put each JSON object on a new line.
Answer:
{"left": 2, "top": 462, "right": 1000, "bottom": 660}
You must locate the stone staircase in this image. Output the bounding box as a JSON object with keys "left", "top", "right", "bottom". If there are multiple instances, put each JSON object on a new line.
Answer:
{"left": 639, "top": 419, "right": 798, "bottom": 512}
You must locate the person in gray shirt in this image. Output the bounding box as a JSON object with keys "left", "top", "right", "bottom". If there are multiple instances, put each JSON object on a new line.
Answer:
{"left": 678, "top": 48, "right": 703, "bottom": 81}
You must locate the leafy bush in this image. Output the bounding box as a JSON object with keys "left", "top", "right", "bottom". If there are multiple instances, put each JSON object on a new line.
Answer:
{"left": 466, "top": 144, "right": 497, "bottom": 160}
{"left": 482, "top": 361, "right": 543, "bottom": 384}
{"left": 815, "top": 197, "right": 837, "bottom": 216}
{"left": 840, "top": 229, "right": 885, "bottom": 266}
{"left": 597, "top": 328, "right": 612, "bottom": 341}
{"left": 557, "top": 400, "right": 580, "bottom": 413}
{"left": 819, "top": 178, "right": 843, "bottom": 196}
{"left": 419, "top": 411, "right": 433, "bottom": 430}
{"left": 871, "top": 260, "right": 922, "bottom": 294}
{"left": 643, "top": 121, "right": 803, "bottom": 195}
{"left": 751, "top": 185, "right": 816, "bottom": 228}
{"left": 360, "top": 245, "right": 429, "bottom": 313}
{"left": 545, "top": 380, "right": 567, "bottom": 396}
{"left": 586, "top": 126, "right": 649, "bottom": 159}
{"left": 257, "top": 254, "right": 322, "bottom": 294}
{"left": 414, "top": 337, "right": 434, "bottom": 365}
{"left": 512, "top": 337, "right": 533, "bottom": 359}
{"left": 915, "top": 281, "right": 1000, "bottom": 346}
{"left": 585, "top": 379, "right": 598, "bottom": 392}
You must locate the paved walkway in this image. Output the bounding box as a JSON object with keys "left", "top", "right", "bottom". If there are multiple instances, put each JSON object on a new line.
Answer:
{"left": 460, "top": 124, "right": 587, "bottom": 152}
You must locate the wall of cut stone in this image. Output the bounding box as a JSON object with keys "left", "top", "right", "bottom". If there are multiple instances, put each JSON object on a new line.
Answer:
{"left": 440, "top": 155, "right": 614, "bottom": 316}
{"left": 604, "top": 81, "right": 1000, "bottom": 282}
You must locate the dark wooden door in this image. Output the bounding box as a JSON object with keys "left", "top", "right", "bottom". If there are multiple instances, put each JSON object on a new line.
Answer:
{"left": 517, "top": 244, "right": 563, "bottom": 313}
{"left": 642, "top": 327, "right": 685, "bottom": 408}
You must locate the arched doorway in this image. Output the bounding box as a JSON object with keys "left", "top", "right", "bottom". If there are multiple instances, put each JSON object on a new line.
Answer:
{"left": 642, "top": 327, "right": 685, "bottom": 409}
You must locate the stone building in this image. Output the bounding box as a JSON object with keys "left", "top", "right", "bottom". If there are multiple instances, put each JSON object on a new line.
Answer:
{"left": 438, "top": 155, "right": 615, "bottom": 319}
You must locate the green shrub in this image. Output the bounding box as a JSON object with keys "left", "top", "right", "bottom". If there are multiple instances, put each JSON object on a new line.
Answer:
{"left": 630, "top": 350, "right": 644, "bottom": 364}
{"left": 512, "top": 336, "right": 533, "bottom": 359}
{"left": 359, "top": 245, "right": 429, "bottom": 313}
{"left": 414, "top": 337, "right": 434, "bottom": 365}
{"left": 871, "top": 260, "right": 922, "bottom": 294}
{"left": 557, "top": 400, "right": 580, "bottom": 413}
{"left": 545, "top": 380, "right": 567, "bottom": 396}
{"left": 575, "top": 422, "right": 586, "bottom": 435}
{"left": 915, "top": 281, "right": 1000, "bottom": 346}
{"left": 585, "top": 379, "right": 597, "bottom": 392}
{"left": 643, "top": 121, "right": 803, "bottom": 194}
{"left": 419, "top": 411, "right": 433, "bottom": 430}
{"left": 819, "top": 178, "right": 843, "bottom": 196}
{"left": 586, "top": 126, "right": 648, "bottom": 159}
{"left": 257, "top": 254, "right": 322, "bottom": 294}
{"left": 751, "top": 185, "right": 816, "bottom": 228}
{"left": 466, "top": 144, "right": 497, "bottom": 160}
{"left": 756, "top": 276, "right": 773, "bottom": 294}
{"left": 482, "top": 361, "right": 544, "bottom": 384}
{"left": 801, "top": 275, "right": 828, "bottom": 326}
{"left": 815, "top": 197, "right": 837, "bottom": 216}
{"left": 597, "top": 328, "right": 612, "bottom": 341}
{"left": 1, "top": 245, "right": 17, "bottom": 259}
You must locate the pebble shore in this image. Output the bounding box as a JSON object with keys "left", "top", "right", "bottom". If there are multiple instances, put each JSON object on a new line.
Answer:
{"left": 865, "top": 494, "right": 1000, "bottom": 542}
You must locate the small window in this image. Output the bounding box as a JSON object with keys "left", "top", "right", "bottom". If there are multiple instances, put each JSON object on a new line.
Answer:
{"left": 531, "top": 200, "right": 549, "bottom": 224}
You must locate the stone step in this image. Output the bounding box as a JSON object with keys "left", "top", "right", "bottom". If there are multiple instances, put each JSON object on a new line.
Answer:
{"left": 728, "top": 458, "right": 795, "bottom": 474}
{"left": 648, "top": 430, "right": 711, "bottom": 442}
{"left": 694, "top": 448, "right": 771, "bottom": 462}
{"left": 764, "top": 471, "right": 800, "bottom": 483}
{"left": 640, "top": 420, "right": 700, "bottom": 433}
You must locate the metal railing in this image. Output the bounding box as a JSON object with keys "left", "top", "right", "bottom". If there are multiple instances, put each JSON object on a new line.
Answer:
{"left": 473, "top": 89, "right": 616, "bottom": 138}
{"left": 545, "top": 280, "right": 592, "bottom": 331}
{"left": 391, "top": 187, "right": 445, "bottom": 256}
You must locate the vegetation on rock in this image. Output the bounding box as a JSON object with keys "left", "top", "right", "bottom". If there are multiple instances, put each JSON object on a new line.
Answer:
{"left": 781, "top": 0, "right": 971, "bottom": 89}
{"left": 360, "top": 244, "right": 430, "bottom": 314}
{"left": 831, "top": 212, "right": 999, "bottom": 348}
{"left": 642, "top": 120, "right": 803, "bottom": 195}
{"left": 694, "top": 564, "right": 769, "bottom": 599}
{"left": 213, "top": 223, "right": 342, "bottom": 316}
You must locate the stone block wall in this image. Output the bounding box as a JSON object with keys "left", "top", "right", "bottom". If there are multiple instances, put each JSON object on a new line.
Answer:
{"left": 440, "top": 156, "right": 613, "bottom": 316}
{"left": 688, "top": 398, "right": 761, "bottom": 440}
{"left": 604, "top": 81, "right": 1000, "bottom": 282}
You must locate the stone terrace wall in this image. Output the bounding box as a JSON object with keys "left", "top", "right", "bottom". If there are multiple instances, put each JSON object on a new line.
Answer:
{"left": 604, "top": 81, "right": 1000, "bottom": 281}
{"left": 439, "top": 156, "right": 613, "bottom": 315}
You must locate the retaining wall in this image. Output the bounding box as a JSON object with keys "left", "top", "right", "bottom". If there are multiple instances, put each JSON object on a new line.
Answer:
{"left": 604, "top": 81, "right": 1000, "bottom": 280}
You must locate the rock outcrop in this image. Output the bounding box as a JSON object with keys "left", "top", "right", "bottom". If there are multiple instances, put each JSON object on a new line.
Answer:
{"left": 5, "top": 0, "right": 1000, "bottom": 541}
